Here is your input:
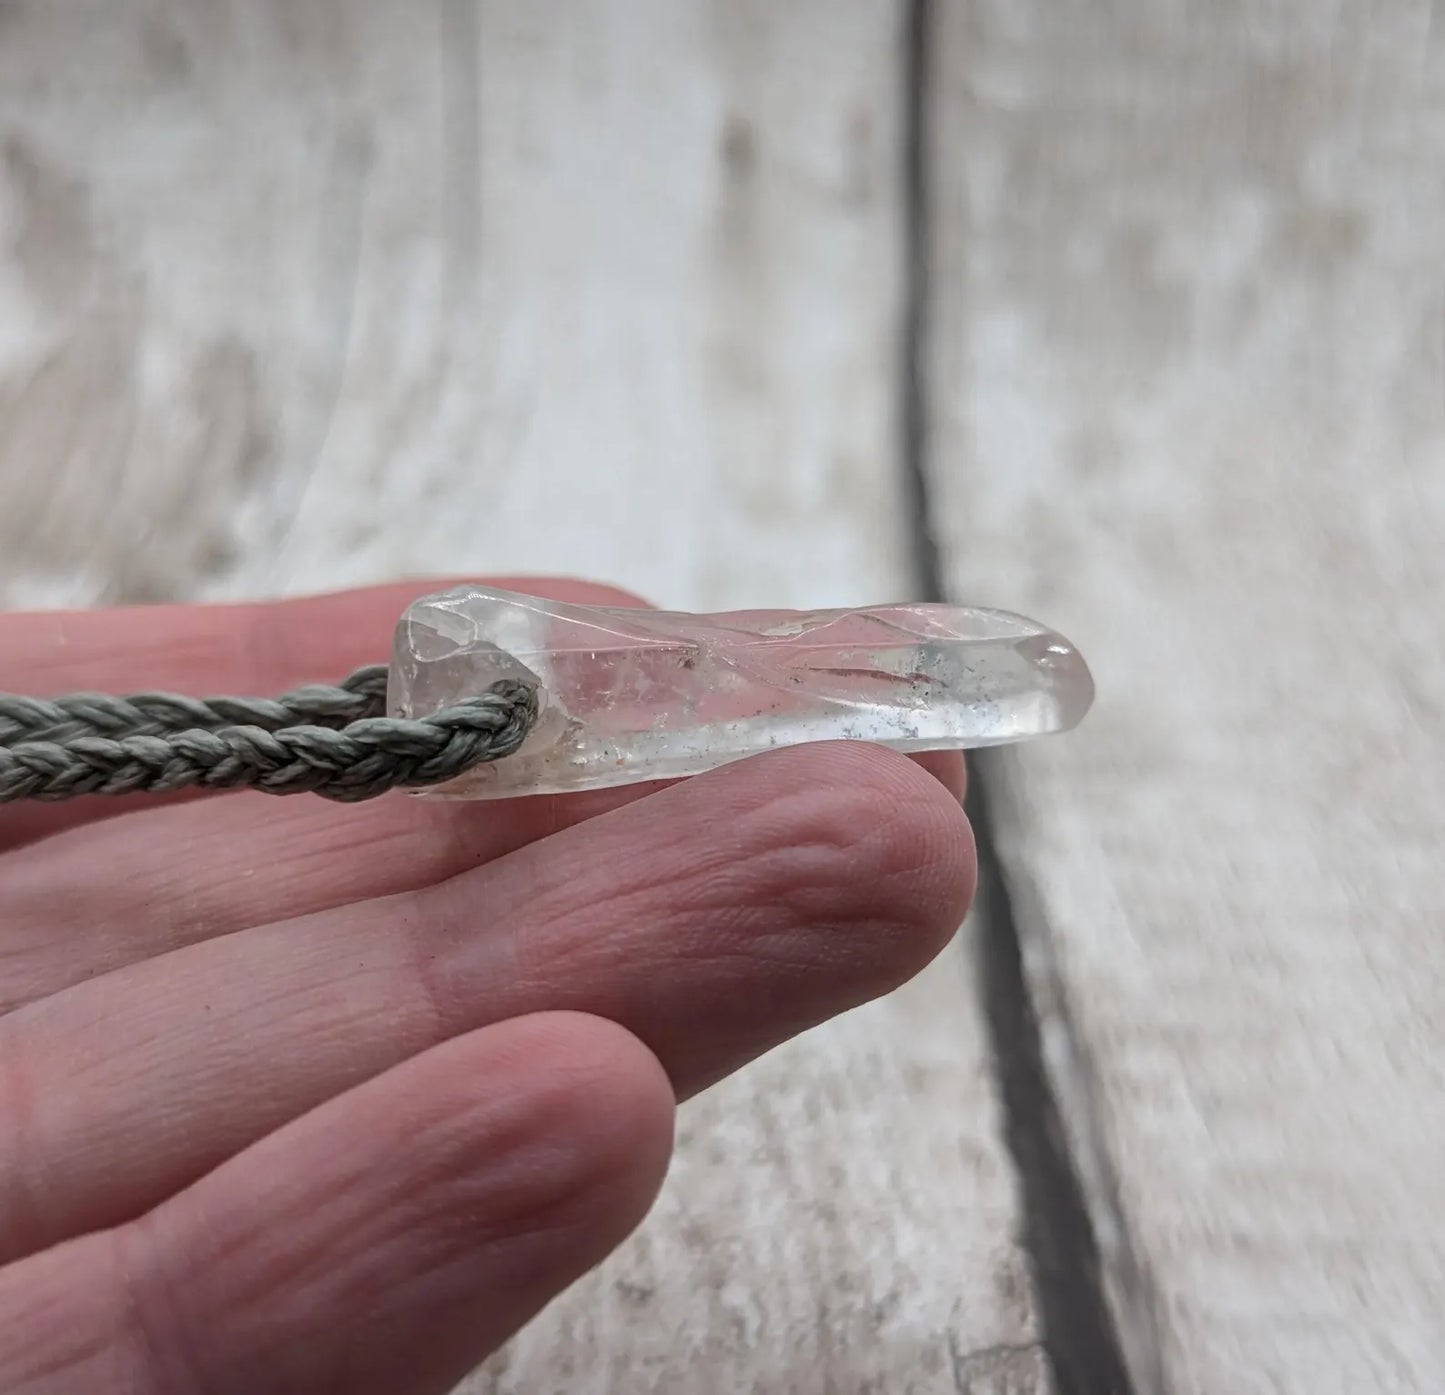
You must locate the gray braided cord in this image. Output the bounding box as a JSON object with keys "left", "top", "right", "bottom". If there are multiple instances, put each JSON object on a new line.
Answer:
{"left": 0, "top": 665, "right": 539, "bottom": 804}
{"left": 0, "top": 665, "right": 390, "bottom": 744}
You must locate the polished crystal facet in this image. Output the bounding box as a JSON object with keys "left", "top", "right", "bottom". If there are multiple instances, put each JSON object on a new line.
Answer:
{"left": 388, "top": 585, "right": 1094, "bottom": 799}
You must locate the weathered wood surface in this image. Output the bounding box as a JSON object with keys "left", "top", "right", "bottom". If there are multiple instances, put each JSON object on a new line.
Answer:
{"left": 0, "top": 4, "right": 1049, "bottom": 1393}
{"left": 927, "top": 4, "right": 1445, "bottom": 1393}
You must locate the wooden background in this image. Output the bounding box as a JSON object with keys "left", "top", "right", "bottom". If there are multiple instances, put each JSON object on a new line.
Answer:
{"left": 1, "top": 3, "right": 1442, "bottom": 1392}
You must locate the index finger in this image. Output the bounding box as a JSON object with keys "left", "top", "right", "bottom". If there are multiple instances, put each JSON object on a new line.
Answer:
{"left": 0, "top": 576, "right": 648, "bottom": 849}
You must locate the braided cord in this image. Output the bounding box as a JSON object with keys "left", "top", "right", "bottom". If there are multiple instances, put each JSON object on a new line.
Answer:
{"left": 0, "top": 665, "right": 539, "bottom": 804}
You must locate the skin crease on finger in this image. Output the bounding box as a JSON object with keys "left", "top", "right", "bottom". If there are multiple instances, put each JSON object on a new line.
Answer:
{"left": 0, "top": 741, "right": 975, "bottom": 1265}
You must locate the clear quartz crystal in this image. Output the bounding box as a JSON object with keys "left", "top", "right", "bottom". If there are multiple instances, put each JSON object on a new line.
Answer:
{"left": 388, "top": 585, "right": 1094, "bottom": 799}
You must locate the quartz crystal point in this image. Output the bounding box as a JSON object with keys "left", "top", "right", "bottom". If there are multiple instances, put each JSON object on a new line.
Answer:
{"left": 388, "top": 585, "right": 1094, "bottom": 799}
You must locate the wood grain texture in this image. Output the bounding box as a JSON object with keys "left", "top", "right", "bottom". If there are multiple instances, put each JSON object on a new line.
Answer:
{"left": 0, "top": 3, "right": 1049, "bottom": 1391}
{"left": 926, "top": 4, "right": 1445, "bottom": 1393}
{"left": 0, "top": 0, "right": 917, "bottom": 616}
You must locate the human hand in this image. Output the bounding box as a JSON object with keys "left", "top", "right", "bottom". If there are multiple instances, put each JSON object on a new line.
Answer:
{"left": 0, "top": 578, "right": 975, "bottom": 1395}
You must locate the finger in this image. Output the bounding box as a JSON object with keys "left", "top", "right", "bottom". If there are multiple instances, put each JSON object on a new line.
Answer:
{"left": 0, "top": 756, "right": 960, "bottom": 1016}
{"left": 0, "top": 1012, "right": 673, "bottom": 1395}
{"left": 0, "top": 780, "right": 670, "bottom": 1014}
{"left": 914, "top": 749, "right": 966, "bottom": 802}
{"left": 0, "top": 576, "right": 648, "bottom": 849}
{"left": 0, "top": 742, "right": 973, "bottom": 1261}
{"left": 1, "top": 751, "right": 963, "bottom": 1017}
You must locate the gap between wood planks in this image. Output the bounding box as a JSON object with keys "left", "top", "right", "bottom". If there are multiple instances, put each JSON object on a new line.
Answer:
{"left": 901, "top": 5, "right": 1144, "bottom": 1392}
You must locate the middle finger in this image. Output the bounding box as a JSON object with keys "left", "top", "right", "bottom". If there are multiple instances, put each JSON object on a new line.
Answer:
{"left": 0, "top": 753, "right": 963, "bottom": 1013}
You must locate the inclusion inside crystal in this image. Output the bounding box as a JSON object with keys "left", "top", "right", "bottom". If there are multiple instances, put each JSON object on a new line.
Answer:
{"left": 388, "top": 585, "right": 1094, "bottom": 799}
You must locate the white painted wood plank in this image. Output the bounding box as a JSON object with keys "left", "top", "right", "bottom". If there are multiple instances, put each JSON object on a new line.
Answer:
{"left": 0, "top": 4, "right": 1049, "bottom": 1391}
{"left": 928, "top": 4, "right": 1445, "bottom": 1393}
{"left": 0, "top": 0, "right": 915, "bottom": 617}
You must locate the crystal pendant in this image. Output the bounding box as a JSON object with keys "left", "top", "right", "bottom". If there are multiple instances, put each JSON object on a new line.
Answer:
{"left": 388, "top": 585, "right": 1094, "bottom": 799}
